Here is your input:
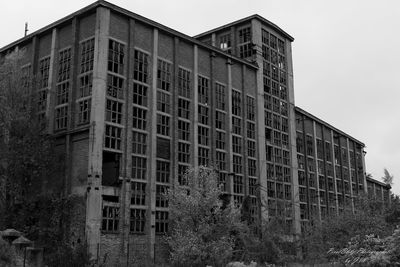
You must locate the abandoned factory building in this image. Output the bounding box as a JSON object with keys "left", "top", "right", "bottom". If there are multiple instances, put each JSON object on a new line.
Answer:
{"left": 0, "top": 0, "right": 391, "bottom": 265}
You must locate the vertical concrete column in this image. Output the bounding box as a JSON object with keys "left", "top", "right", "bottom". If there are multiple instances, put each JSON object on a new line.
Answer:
{"left": 211, "top": 33, "right": 216, "bottom": 47}
{"left": 68, "top": 17, "right": 79, "bottom": 129}
{"left": 250, "top": 19, "right": 268, "bottom": 222}
{"left": 193, "top": 45, "right": 199, "bottom": 169}
{"left": 320, "top": 126, "right": 330, "bottom": 215}
{"left": 149, "top": 28, "right": 159, "bottom": 261}
{"left": 226, "top": 59, "right": 234, "bottom": 197}
{"left": 361, "top": 148, "right": 368, "bottom": 194}
{"left": 30, "top": 36, "right": 38, "bottom": 73}
{"left": 330, "top": 130, "right": 339, "bottom": 214}
{"left": 29, "top": 36, "right": 38, "bottom": 99}
{"left": 86, "top": 6, "right": 110, "bottom": 262}
{"left": 312, "top": 122, "right": 322, "bottom": 221}
{"left": 118, "top": 18, "right": 136, "bottom": 267}
{"left": 230, "top": 26, "right": 237, "bottom": 56}
{"left": 65, "top": 17, "right": 79, "bottom": 196}
{"left": 171, "top": 37, "right": 179, "bottom": 189}
{"left": 286, "top": 40, "right": 300, "bottom": 235}
{"left": 209, "top": 52, "right": 216, "bottom": 165}
{"left": 346, "top": 138, "right": 355, "bottom": 212}
{"left": 241, "top": 65, "right": 249, "bottom": 196}
{"left": 46, "top": 28, "right": 58, "bottom": 134}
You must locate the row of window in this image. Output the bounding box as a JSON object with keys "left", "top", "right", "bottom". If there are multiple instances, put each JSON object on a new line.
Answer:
{"left": 262, "top": 29, "right": 285, "bottom": 55}
{"left": 296, "top": 133, "right": 361, "bottom": 172}
{"left": 266, "top": 163, "right": 291, "bottom": 183}
{"left": 102, "top": 205, "right": 168, "bottom": 234}
{"left": 264, "top": 94, "right": 288, "bottom": 116}
{"left": 263, "top": 78, "right": 287, "bottom": 100}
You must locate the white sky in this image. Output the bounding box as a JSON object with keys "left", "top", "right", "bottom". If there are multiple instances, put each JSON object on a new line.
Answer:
{"left": 1, "top": 0, "right": 399, "bottom": 194}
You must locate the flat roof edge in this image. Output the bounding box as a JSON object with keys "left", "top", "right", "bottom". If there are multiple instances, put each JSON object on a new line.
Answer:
{"left": 0, "top": 1, "right": 258, "bottom": 69}
{"left": 367, "top": 177, "right": 391, "bottom": 189}
{"left": 295, "top": 106, "right": 365, "bottom": 146}
{"left": 193, "top": 14, "right": 294, "bottom": 42}
{"left": 0, "top": 1, "right": 102, "bottom": 53}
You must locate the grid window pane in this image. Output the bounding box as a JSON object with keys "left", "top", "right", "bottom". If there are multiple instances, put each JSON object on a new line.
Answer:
{"left": 106, "top": 99, "right": 123, "bottom": 124}
{"left": 130, "top": 208, "right": 146, "bottom": 233}
{"left": 108, "top": 39, "right": 125, "bottom": 74}
{"left": 107, "top": 74, "right": 124, "bottom": 99}
{"left": 77, "top": 99, "right": 91, "bottom": 124}
{"left": 156, "top": 161, "right": 170, "bottom": 183}
{"left": 132, "top": 131, "right": 147, "bottom": 155}
{"left": 157, "top": 114, "right": 170, "bottom": 136}
{"left": 155, "top": 211, "right": 168, "bottom": 234}
{"left": 178, "top": 120, "right": 190, "bottom": 141}
{"left": 105, "top": 125, "right": 122, "bottom": 150}
{"left": 178, "top": 68, "right": 191, "bottom": 98}
{"left": 133, "top": 83, "right": 148, "bottom": 107}
{"left": 178, "top": 98, "right": 190, "bottom": 119}
{"left": 80, "top": 38, "right": 95, "bottom": 74}
{"left": 131, "top": 182, "right": 146, "bottom": 205}
{"left": 198, "top": 76, "right": 209, "bottom": 104}
{"left": 132, "top": 156, "right": 147, "bottom": 180}
{"left": 178, "top": 142, "right": 190, "bottom": 163}
{"left": 102, "top": 205, "right": 119, "bottom": 232}
{"left": 215, "top": 83, "right": 226, "bottom": 110}
{"left": 132, "top": 107, "right": 147, "bottom": 130}
{"left": 157, "top": 59, "right": 171, "bottom": 91}
{"left": 133, "top": 50, "right": 149, "bottom": 83}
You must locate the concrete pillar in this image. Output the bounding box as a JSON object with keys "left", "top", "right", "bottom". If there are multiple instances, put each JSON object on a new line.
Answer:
{"left": 250, "top": 19, "right": 268, "bottom": 222}
{"left": 226, "top": 58, "right": 234, "bottom": 197}
{"left": 149, "top": 28, "right": 159, "bottom": 261}
{"left": 171, "top": 37, "right": 179, "bottom": 189}
{"left": 330, "top": 130, "right": 339, "bottom": 214}
{"left": 286, "top": 37, "right": 301, "bottom": 236}
{"left": 65, "top": 17, "right": 79, "bottom": 196}
{"left": 312, "top": 121, "right": 322, "bottom": 221}
{"left": 86, "top": 6, "right": 110, "bottom": 262}
{"left": 46, "top": 28, "right": 58, "bottom": 134}
{"left": 209, "top": 52, "right": 216, "bottom": 165}
{"left": 241, "top": 65, "right": 249, "bottom": 196}
{"left": 193, "top": 45, "right": 199, "bottom": 168}
{"left": 118, "top": 18, "right": 136, "bottom": 267}
{"left": 211, "top": 33, "right": 216, "bottom": 47}
{"left": 361, "top": 148, "right": 368, "bottom": 194}
{"left": 346, "top": 138, "right": 355, "bottom": 212}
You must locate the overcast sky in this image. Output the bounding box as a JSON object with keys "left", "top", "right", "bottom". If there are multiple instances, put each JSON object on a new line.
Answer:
{"left": 1, "top": 0, "right": 399, "bottom": 194}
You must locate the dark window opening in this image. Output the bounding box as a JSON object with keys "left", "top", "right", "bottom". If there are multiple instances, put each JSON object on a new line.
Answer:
{"left": 102, "top": 151, "right": 121, "bottom": 186}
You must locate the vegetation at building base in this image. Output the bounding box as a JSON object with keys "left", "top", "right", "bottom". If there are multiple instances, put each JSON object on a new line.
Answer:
{"left": 165, "top": 166, "right": 296, "bottom": 267}
{"left": 299, "top": 196, "right": 391, "bottom": 263}
{"left": 165, "top": 166, "right": 400, "bottom": 266}
{"left": 0, "top": 236, "right": 16, "bottom": 267}
{"left": 0, "top": 53, "right": 89, "bottom": 266}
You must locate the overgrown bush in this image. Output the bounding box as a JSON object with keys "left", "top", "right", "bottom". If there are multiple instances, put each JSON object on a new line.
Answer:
{"left": 0, "top": 236, "right": 16, "bottom": 267}
{"left": 299, "top": 194, "right": 392, "bottom": 263}
{"left": 166, "top": 167, "right": 248, "bottom": 267}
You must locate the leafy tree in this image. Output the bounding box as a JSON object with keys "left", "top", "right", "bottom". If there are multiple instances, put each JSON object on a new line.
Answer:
{"left": 385, "top": 194, "right": 400, "bottom": 225}
{"left": 382, "top": 168, "right": 394, "bottom": 186}
{"left": 0, "top": 53, "right": 87, "bottom": 265}
{"left": 166, "top": 167, "right": 248, "bottom": 267}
